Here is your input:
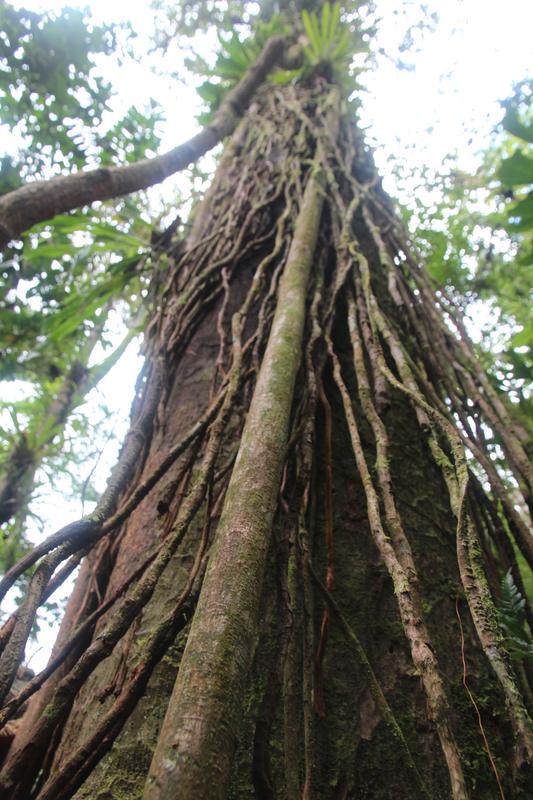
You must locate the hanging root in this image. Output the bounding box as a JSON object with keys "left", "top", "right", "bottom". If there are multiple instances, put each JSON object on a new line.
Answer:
{"left": 1, "top": 75, "right": 532, "bottom": 800}
{"left": 313, "top": 379, "right": 334, "bottom": 718}
{"left": 349, "top": 230, "right": 533, "bottom": 768}
{"left": 455, "top": 597, "right": 506, "bottom": 800}
{"left": 309, "top": 564, "right": 431, "bottom": 799}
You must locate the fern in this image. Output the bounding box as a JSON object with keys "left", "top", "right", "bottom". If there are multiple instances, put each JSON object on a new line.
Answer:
{"left": 300, "top": 2, "right": 368, "bottom": 93}
{"left": 498, "top": 569, "right": 533, "bottom": 661}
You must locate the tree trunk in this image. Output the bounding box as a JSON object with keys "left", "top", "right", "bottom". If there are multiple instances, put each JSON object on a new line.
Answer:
{"left": 0, "top": 73, "right": 532, "bottom": 800}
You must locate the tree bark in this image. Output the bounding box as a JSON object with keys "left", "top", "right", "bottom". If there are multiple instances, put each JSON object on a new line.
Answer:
{"left": 143, "top": 100, "right": 336, "bottom": 799}
{"left": 0, "top": 73, "right": 531, "bottom": 800}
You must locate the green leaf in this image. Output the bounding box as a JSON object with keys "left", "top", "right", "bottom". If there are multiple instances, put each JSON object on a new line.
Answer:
{"left": 302, "top": 9, "right": 322, "bottom": 57}
{"left": 270, "top": 68, "right": 301, "bottom": 86}
{"left": 328, "top": 3, "right": 341, "bottom": 47}
{"left": 224, "top": 37, "right": 251, "bottom": 69}
{"left": 321, "top": 3, "right": 331, "bottom": 47}
{"left": 24, "top": 242, "right": 79, "bottom": 261}
{"left": 498, "top": 149, "right": 533, "bottom": 187}
{"left": 46, "top": 214, "right": 88, "bottom": 232}
{"left": 44, "top": 253, "right": 141, "bottom": 342}
{"left": 503, "top": 106, "right": 533, "bottom": 143}
{"left": 309, "top": 10, "right": 323, "bottom": 56}
{"left": 498, "top": 569, "right": 533, "bottom": 661}
{"left": 508, "top": 192, "right": 533, "bottom": 229}
{"left": 331, "top": 27, "right": 352, "bottom": 61}
{"left": 518, "top": 244, "right": 533, "bottom": 265}
{"left": 510, "top": 326, "right": 533, "bottom": 348}
{"left": 197, "top": 81, "right": 224, "bottom": 108}
{"left": 86, "top": 223, "right": 145, "bottom": 249}
{"left": 302, "top": 45, "right": 318, "bottom": 66}
{"left": 507, "top": 218, "right": 533, "bottom": 233}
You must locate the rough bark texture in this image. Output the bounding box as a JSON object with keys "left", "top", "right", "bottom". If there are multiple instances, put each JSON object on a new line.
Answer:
{"left": 143, "top": 111, "right": 333, "bottom": 799}
{"left": 0, "top": 72, "right": 531, "bottom": 800}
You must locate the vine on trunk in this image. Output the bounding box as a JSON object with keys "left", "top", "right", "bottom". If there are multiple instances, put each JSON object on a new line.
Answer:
{"left": 0, "top": 54, "right": 532, "bottom": 800}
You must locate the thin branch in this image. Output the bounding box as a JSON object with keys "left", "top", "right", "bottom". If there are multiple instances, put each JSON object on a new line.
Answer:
{"left": 0, "top": 37, "right": 286, "bottom": 247}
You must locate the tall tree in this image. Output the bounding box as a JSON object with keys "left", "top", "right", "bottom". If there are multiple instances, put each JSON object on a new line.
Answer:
{"left": 0, "top": 3, "right": 532, "bottom": 800}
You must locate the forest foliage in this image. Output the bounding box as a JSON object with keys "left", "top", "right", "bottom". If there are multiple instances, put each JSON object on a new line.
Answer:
{"left": 410, "top": 78, "right": 533, "bottom": 415}
{"left": 0, "top": 2, "right": 164, "bottom": 567}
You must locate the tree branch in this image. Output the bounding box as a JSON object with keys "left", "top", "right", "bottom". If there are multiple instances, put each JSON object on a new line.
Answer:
{"left": 0, "top": 36, "right": 286, "bottom": 248}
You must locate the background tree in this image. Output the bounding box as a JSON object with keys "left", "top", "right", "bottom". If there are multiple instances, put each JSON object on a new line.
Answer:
{"left": 404, "top": 79, "right": 533, "bottom": 446}
{"left": 0, "top": 1, "right": 164, "bottom": 574}
{"left": 0, "top": 2, "right": 532, "bottom": 799}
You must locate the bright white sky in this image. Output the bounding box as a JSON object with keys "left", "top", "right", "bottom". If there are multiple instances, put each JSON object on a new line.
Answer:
{"left": 2, "top": 0, "right": 533, "bottom": 668}
{"left": 9, "top": 0, "right": 533, "bottom": 178}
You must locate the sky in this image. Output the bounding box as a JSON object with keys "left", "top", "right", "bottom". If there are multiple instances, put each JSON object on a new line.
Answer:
{"left": 7, "top": 0, "right": 533, "bottom": 180}
{"left": 2, "top": 0, "right": 533, "bottom": 668}
{"left": 363, "top": 0, "right": 533, "bottom": 177}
